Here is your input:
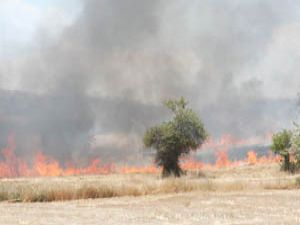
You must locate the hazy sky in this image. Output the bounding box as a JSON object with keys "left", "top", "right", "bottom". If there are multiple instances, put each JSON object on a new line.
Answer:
{"left": 0, "top": 0, "right": 81, "bottom": 89}
{"left": 0, "top": 0, "right": 81, "bottom": 53}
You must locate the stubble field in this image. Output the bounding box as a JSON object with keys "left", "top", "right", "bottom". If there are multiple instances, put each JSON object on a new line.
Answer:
{"left": 1, "top": 164, "right": 300, "bottom": 225}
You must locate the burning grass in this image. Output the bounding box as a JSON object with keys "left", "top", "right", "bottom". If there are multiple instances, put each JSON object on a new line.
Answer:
{"left": 0, "top": 134, "right": 294, "bottom": 203}
{"left": 0, "top": 134, "right": 280, "bottom": 178}
{"left": 1, "top": 163, "right": 300, "bottom": 203}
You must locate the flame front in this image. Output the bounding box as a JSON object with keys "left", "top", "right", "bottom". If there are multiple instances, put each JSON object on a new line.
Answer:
{"left": 0, "top": 134, "right": 116, "bottom": 177}
{"left": 0, "top": 134, "right": 280, "bottom": 178}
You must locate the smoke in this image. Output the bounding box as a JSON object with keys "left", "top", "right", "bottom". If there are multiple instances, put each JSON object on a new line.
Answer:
{"left": 1, "top": 0, "right": 300, "bottom": 162}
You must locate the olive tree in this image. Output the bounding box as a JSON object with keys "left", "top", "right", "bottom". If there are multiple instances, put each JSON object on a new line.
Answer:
{"left": 271, "top": 129, "right": 293, "bottom": 172}
{"left": 271, "top": 125, "right": 300, "bottom": 172}
{"left": 143, "top": 97, "right": 208, "bottom": 177}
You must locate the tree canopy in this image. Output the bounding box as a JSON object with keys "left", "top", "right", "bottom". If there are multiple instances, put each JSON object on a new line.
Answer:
{"left": 143, "top": 97, "right": 208, "bottom": 177}
{"left": 271, "top": 125, "right": 300, "bottom": 172}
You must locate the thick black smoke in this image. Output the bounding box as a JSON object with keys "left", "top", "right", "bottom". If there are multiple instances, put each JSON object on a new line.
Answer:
{"left": 1, "top": 0, "right": 299, "bottom": 163}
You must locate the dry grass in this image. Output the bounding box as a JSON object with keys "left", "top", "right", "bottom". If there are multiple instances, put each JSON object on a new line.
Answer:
{"left": 0, "top": 163, "right": 300, "bottom": 202}
{"left": 2, "top": 189, "right": 300, "bottom": 225}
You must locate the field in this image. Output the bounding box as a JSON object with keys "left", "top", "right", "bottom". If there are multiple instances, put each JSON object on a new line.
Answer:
{"left": 1, "top": 164, "right": 300, "bottom": 224}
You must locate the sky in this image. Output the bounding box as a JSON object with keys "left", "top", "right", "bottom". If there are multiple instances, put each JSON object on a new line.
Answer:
{"left": 1, "top": 0, "right": 300, "bottom": 162}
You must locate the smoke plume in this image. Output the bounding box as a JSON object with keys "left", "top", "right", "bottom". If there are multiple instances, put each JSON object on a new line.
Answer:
{"left": 1, "top": 0, "right": 300, "bottom": 163}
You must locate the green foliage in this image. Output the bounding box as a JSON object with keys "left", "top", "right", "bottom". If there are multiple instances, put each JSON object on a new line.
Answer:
{"left": 271, "top": 130, "right": 292, "bottom": 155}
{"left": 143, "top": 97, "right": 208, "bottom": 177}
{"left": 271, "top": 127, "right": 300, "bottom": 172}
{"left": 291, "top": 123, "right": 300, "bottom": 169}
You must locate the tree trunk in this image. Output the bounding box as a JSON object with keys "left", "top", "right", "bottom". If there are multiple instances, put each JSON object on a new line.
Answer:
{"left": 162, "top": 162, "right": 183, "bottom": 177}
{"left": 282, "top": 154, "right": 290, "bottom": 172}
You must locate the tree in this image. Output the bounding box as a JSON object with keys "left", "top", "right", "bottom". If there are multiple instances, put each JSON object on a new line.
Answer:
{"left": 271, "top": 129, "right": 293, "bottom": 172}
{"left": 271, "top": 126, "right": 300, "bottom": 173}
{"left": 143, "top": 97, "right": 208, "bottom": 177}
{"left": 291, "top": 124, "right": 300, "bottom": 169}
{"left": 271, "top": 95, "right": 300, "bottom": 173}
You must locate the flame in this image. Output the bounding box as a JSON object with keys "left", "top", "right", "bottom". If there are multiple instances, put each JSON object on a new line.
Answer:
{"left": 247, "top": 151, "right": 257, "bottom": 165}
{"left": 34, "top": 152, "right": 64, "bottom": 177}
{"left": 215, "top": 150, "right": 230, "bottom": 168}
{"left": 0, "top": 134, "right": 280, "bottom": 178}
{"left": 0, "top": 134, "right": 116, "bottom": 177}
{"left": 202, "top": 133, "right": 272, "bottom": 150}
{"left": 0, "top": 134, "right": 18, "bottom": 177}
{"left": 180, "top": 150, "right": 280, "bottom": 171}
{"left": 181, "top": 159, "right": 205, "bottom": 170}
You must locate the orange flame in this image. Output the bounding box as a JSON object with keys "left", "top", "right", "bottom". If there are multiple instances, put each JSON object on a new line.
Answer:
{"left": 0, "top": 134, "right": 18, "bottom": 177}
{"left": 247, "top": 151, "right": 257, "bottom": 165}
{"left": 0, "top": 134, "right": 116, "bottom": 178}
{"left": 0, "top": 134, "right": 280, "bottom": 178}
{"left": 202, "top": 133, "right": 272, "bottom": 150}
{"left": 215, "top": 150, "right": 230, "bottom": 168}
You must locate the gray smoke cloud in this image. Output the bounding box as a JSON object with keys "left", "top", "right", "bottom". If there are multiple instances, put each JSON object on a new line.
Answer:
{"left": 1, "top": 0, "right": 300, "bottom": 163}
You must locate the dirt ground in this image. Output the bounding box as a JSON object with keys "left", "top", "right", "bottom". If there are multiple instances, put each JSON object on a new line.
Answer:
{"left": 1, "top": 189, "right": 300, "bottom": 225}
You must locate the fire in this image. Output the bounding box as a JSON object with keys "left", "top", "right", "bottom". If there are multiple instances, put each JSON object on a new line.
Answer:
{"left": 181, "top": 159, "right": 205, "bottom": 171}
{"left": 180, "top": 150, "right": 280, "bottom": 171}
{"left": 202, "top": 133, "right": 272, "bottom": 150}
{"left": 0, "top": 134, "right": 280, "bottom": 178}
{"left": 0, "top": 134, "right": 116, "bottom": 178}
{"left": 0, "top": 134, "right": 18, "bottom": 177}
{"left": 33, "top": 152, "right": 63, "bottom": 177}
{"left": 215, "top": 150, "right": 230, "bottom": 167}
{"left": 247, "top": 151, "right": 257, "bottom": 165}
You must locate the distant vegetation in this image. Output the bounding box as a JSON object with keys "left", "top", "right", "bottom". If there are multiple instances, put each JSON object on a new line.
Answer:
{"left": 271, "top": 124, "right": 300, "bottom": 173}
{"left": 143, "top": 97, "right": 208, "bottom": 177}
